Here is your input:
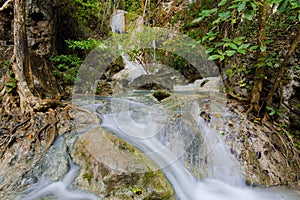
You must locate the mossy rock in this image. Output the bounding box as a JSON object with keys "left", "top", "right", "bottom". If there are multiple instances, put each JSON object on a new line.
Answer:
{"left": 72, "top": 127, "right": 175, "bottom": 199}
{"left": 152, "top": 90, "right": 171, "bottom": 101}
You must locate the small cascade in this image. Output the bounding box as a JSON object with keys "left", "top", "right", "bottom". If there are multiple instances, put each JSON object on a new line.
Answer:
{"left": 98, "top": 97, "right": 297, "bottom": 200}
{"left": 110, "top": 10, "right": 126, "bottom": 34}
{"left": 198, "top": 118, "right": 245, "bottom": 186}
{"left": 17, "top": 138, "right": 99, "bottom": 200}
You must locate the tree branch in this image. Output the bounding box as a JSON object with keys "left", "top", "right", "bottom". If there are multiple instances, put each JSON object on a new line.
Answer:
{"left": 0, "top": 0, "right": 13, "bottom": 11}
{"left": 263, "top": 24, "right": 300, "bottom": 120}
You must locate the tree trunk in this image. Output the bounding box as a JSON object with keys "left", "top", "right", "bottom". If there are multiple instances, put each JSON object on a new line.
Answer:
{"left": 11, "top": 0, "right": 37, "bottom": 110}
{"left": 246, "top": 0, "right": 268, "bottom": 117}
{"left": 264, "top": 25, "right": 300, "bottom": 120}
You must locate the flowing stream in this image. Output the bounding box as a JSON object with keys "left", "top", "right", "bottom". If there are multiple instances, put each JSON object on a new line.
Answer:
{"left": 97, "top": 95, "right": 298, "bottom": 200}
{"left": 15, "top": 10, "right": 299, "bottom": 200}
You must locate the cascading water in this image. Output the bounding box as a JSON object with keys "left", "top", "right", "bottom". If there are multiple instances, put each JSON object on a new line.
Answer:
{"left": 15, "top": 10, "right": 299, "bottom": 200}
{"left": 99, "top": 14, "right": 299, "bottom": 199}
{"left": 16, "top": 137, "right": 99, "bottom": 200}
{"left": 97, "top": 95, "right": 298, "bottom": 200}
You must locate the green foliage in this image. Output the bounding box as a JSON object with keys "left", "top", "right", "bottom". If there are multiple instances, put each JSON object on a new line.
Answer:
{"left": 193, "top": 0, "right": 299, "bottom": 62}
{"left": 51, "top": 55, "right": 82, "bottom": 84}
{"left": 266, "top": 106, "right": 285, "bottom": 118}
{"left": 5, "top": 77, "right": 18, "bottom": 93}
{"left": 132, "top": 187, "right": 143, "bottom": 195}
{"left": 1, "top": 60, "right": 18, "bottom": 93}
{"left": 1, "top": 59, "right": 11, "bottom": 69}
{"left": 124, "top": 0, "right": 141, "bottom": 13}
{"left": 51, "top": 38, "right": 106, "bottom": 85}
{"left": 69, "top": 0, "right": 116, "bottom": 35}
{"left": 153, "top": 90, "right": 171, "bottom": 101}
{"left": 66, "top": 38, "right": 100, "bottom": 50}
{"left": 193, "top": 0, "right": 261, "bottom": 62}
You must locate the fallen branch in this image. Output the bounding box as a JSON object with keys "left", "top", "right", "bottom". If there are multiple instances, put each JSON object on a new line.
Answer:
{"left": 0, "top": 0, "right": 13, "bottom": 11}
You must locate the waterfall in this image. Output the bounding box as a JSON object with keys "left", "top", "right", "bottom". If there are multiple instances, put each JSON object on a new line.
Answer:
{"left": 198, "top": 118, "right": 245, "bottom": 186}
{"left": 17, "top": 137, "right": 99, "bottom": 200}
{"left": 18, "top": 156, "right": 98, "bottom": 200}
{"left": 106, "top": 17, "right": 298, "bottom": 199}
{"left": 99, "top": 97, "right": 296, "bottom": 200}
{"left": 110, "top": 10, "right": 126, "bottom": 34}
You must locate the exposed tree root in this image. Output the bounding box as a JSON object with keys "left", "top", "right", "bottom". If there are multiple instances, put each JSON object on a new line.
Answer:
{"left": 0, "top": 85, "right": 63, "bottom": 160}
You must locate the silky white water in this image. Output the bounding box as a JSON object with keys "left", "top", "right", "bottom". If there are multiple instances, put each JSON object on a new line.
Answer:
{"left": 99, "top": 97, "right": 298, "bottom": 200}
{"left": 18, "top": 155, "right": 98, "bottom": 200}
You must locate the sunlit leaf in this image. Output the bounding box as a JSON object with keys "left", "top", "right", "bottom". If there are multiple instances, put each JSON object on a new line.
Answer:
{"left": 240, "top": 82, "right": 247, "bottom": 87}
{"left": 249, "top": 45, "right": 259, "bottom": 51}
{"left": 229, "top": 43, "right": 238, "bottom": 49}
{"left": 260, "top": 45, "right": 267, "bottom": 52}
{"left": 225, "top": 50, "right": 236, "bottom": 57}
{"left": 237, "top": 49, "right": 247, "bottom": 54}
{"left": 233, "top": 37, "right": 244, "bottom": 45}
{"left": 266, "top": 106, "right": 276, "bottom": 116}
{"left": 215, "top": 42, "right": 225, "bottom": 47}
{"left": 208, "top": 54, "right": 221, "bottom": 60}
{"left": 220, "top": 54, "right": 225, "bottom": 61}
{"left": 239, "top": 43, "right": 250, "bottom": 49}
{"left": 238, "top": 2, "right": 246, "bottom": 12}
{"left": 192, "top": 17, "right": 202, "bottom": 23}
{"left": 205, "top": 48, "right": 214, "bottom": 54}
{"left": 218, "top": 0, "right": 228, "bottom": 6}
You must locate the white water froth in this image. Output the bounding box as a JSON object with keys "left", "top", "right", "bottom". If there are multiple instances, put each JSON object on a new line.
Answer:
{"left": 18, "top": 156, "right": 99, "bottom": 200}
{"left": 100, "top": 98, "right": 297, "bottom": 200}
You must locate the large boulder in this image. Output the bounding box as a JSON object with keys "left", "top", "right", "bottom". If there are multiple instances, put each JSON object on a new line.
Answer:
{"left": 72, "top": 126, "right": 174, "bottom": 199}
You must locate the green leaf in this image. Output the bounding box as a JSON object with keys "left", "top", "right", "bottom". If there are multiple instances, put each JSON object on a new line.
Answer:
{"left": 239, "top": 43, "right": 250, "bottom": 49}
{"left": 263, "top": 40, "right": 274, "bottom": 45}
{"left": 222, "top": 38, "right": 231, "bottom": 42}
{"left": 238, "top": 2, "right": 246, "bottom": 12}
{"left": 208, "top": 36, "right": 216, "bottom": 41}
{"left": 208, "top": 55, "right": 221, "bottom": 60}
{"left": 202, "top": 35, "right": 210, "bottom": 42}
{"left": 219, "top": 54, "right": 225, "bottom": 61}
{"left": 229, "top": 43, "right": 238, "bottom": 49}
{"left": 267, "top": 0, "right": 282, "bottom": 4}
{"left": 266, "top": 106, "right": 276, "bottom": 116}
{"left": 233, "top": 37, "right": 245, "bottom": 45}
{"left": 205, "top": 48, "right": 214, "bottom": 54}
{"left": 218, "top": 11, "right": 231, "bottom": 20}
{"left": 215, "top": 42, "right": 225, "bottom": 47}
{"left": 216, "top": 49, "right": 222, "bottom": 54}
{"left": 218, "top": 0, "right": 228, "bottom": 6}
{"left": 260, "top": 45, "right": 267, "bottom": 52}
{"left": 228, "top": 4, "right": 239, "bottom": 9}
{"left": 237, "top": 49, "right": 247, "bottom": 54}
{"left": 243, "top": 8, "right": 254, "bottom": 20}
{"left": 249, "top": 2, "right": 257, "bottom": 9}
{"left": 278, "top": 0, "right": 288, "bottom": 13}
{"left": 298, "top": 13, "right": 300, "bottom": 21}
{"left": 249, "top": 45, "right": 259, "bottom": 51}
{"left": 225, "top": 50, "right": 236, "bottom": 57}
{"left": 240, "top": 82, "right": 247, "bottom": 87}
{"left": 192, "top": 17, "right": 202, "bottom": 23}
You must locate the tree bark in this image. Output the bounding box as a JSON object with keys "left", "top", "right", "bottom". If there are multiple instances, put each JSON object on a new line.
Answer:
{"left": 264, "top": 25, "right": 300, "bottom": 119}
{"left": 246, "top": 0, "right": 268, "bottom": 117}
{"left": 12, "top": 0, "right": 36, "bottom": 110}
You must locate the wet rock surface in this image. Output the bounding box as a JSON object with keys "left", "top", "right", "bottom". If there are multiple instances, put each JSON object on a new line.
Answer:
{"left": 72, "top": 126, "right": 174, "bottom": 199}
{"left": 0, "top": 104, "right": 174, "bottom": 199}
{"left": 226, "top": 102, "right": 300, "bottom": 188}
{"left": 163, "top": 77, "right": 300, "bottom": 188}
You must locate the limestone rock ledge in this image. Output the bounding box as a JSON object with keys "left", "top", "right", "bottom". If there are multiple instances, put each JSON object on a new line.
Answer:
{"left": 72, "top": 126, "right": 174, "bottom": 200}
